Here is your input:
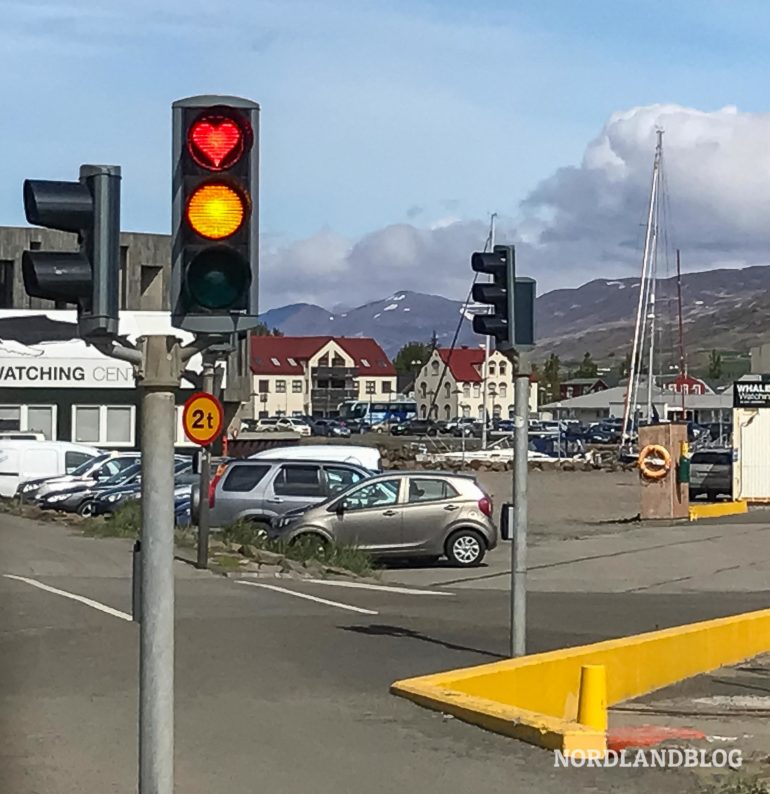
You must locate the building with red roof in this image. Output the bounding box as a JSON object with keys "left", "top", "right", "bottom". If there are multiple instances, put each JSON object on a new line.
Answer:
{"left": 250, "top": 336, "right": 396, "bottom": 417}
{"left": 416, "top": 346, "right": 538, "bottom": 421}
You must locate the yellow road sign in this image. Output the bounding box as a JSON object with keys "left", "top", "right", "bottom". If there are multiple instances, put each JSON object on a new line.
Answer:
{"left": 182, "top": 391, "right": 224, "bottom": 446}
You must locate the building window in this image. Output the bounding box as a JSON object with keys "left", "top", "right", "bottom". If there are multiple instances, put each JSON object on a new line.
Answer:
{"left": 73, "top": 405, "right": 135, "bottom": 446}
{"left": 276, "top": 380, "right": 286, "bottom": 393}
{"left": 0, "top": 261, "right": 14, "bottom": 308}
{"left": 74, "top": 406, "right": 100, "bottom": 443}
{"left": 499, "top": 362, "right": 507, "bottom": 376}
{"left": 488, "top": 362, "right": 496, "bottom": 376}
{"left": 331, "top": 354, "right": 345, "bottom": 367}
{"left": 366, "top": 381, "right": 376, "bottom": 395}
{"left": 488, "top": 383, "right": 496, "bottom": 396}
{"left": 462, "top": 405, "right": 470, "bottom": 417}
{"left": 258, "top": 380, "right": 269, "bottom": 394}
{"left": 106, "top": 407, "right": 132, "bottom": 444}
{"left": 478, "top": 405, "right": 484, "bottom": 419}
{"left": 444, "top": 404, "right": 451, "bottom": 420}
{"left": 360, "top": 358, "right": 370, "bottom": 368}
{"left": 27, "top": 406, "right": 55, "bottom": 440}
{"left": 493, "top": 404, "right": 502, "bottom": 418}
{"left": 463, "top": 384, "right": 470, "bottom": 397}
{"left": 431, "top": 360, "right": 439, "bottom": 373}
{"left": 420, "top": 382, "right": 427, "bottom": 398}
{"left": 499, "top": 383, "right": 507, "bottom": 398}
{"left": 271, "top": 357, "right": 280, "bottom": 366}
{"left": 287, "top": 357, "right": 297, "bottom": 366}
{"left": 292, "top": 380, "right": 303, "bottom": 393}
{"left": 382, "top": 381, "right": 392, "bottom": 393}
{"left": 473, "top": 383, "right": 480, "bottom": 398}
{"left": 140, "top": 265, "right": 163, "bottom": 310}
{"left": 318, "top": 354, "right": 329, "bottom": 366}
{"left": 444, "top": 383, "right": 451, "bottom": 399}
{"left": 0, "top": 406, "right": 20, "bottom": 431}
{"left": 420, "top": 405, "right": 427, "bottom": 418}
{"left": 119, "top": 245, "right": 129, "bottom": 309}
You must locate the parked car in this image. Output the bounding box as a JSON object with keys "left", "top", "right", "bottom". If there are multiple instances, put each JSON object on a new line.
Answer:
{"left": 251, "top": 444, "right": 381, "bottom": 471}
{"left": 195, "top": 458, "right": 373, "bottom": 528}
{"left": 0, "top": 440, "right": 101, "bottom": 498}
{"left": 689, "top": 449, "right": 732, "bottom": 501}
{"left": 310, "top": 419, "right": 351, "bottom": 438}
{"left": 275, "top": 417, "right": 312, "bottom": 436}
{"left": 390, "top": 419, "right": 440, "bottom": 437}
{"left": 271, "top": 472, "right": 496, "bottom": 567}
{"left": 25, "top": 452, "right": 141, "bottom": 504}
{"left": 91, "top": 464, "right": 195, "bottom": 516}
{"left": 339, "top": 418, "right": 370, "bottom": 434}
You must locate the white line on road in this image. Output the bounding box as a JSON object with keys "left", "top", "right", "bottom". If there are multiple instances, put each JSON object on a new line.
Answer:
{"left": 236, "top": 580, "right": 379, "bottom": 615}
{"left": 305, "top": 579, "right": 455, "bottom": 596}
{"left": 4, "top": 574, "right": 133, "bottom": 622}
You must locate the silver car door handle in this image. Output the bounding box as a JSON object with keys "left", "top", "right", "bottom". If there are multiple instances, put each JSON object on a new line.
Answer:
{"left": 382, "top": 509, "right": 398, "bottom": 517}
{"left": 444, "top": 504, "right": 459, "bottom": 511}
{"left": 266, "top": 497, "right": 283, "bottom": 503}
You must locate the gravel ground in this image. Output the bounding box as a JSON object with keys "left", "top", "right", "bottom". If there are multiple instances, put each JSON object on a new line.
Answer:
{"left": 475, "top": 468, "right": 640, "bottom": 542}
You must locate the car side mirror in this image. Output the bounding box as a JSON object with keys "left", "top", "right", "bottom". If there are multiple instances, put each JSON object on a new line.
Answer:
{"left": 335, "top": 501, "right": 346, "bottom": 515}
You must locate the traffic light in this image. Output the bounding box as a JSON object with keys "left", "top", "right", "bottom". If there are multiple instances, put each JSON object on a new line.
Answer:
{"left": 22, "top": 165, "right": 121, "bottom": 338}
{"left": 471, "top": 244, "right": 515, "bottom": 348}
{"left": 171, "top": 95, "right": 260, "bottom": 334}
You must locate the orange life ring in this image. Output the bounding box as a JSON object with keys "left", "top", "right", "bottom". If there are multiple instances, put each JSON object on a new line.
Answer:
{"left": 638, "top": 444, "right": 672, "bottom": 480}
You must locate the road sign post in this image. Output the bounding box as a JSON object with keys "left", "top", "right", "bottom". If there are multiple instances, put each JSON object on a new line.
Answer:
{"left": 182, "top": 387, "right": 224, "bottom": 570}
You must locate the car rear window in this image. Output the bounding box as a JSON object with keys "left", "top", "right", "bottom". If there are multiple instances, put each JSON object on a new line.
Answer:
{"left": 324, "top": 465, "right": 365, "bottom": 495}
{"left": 222, "top": 464, "right": 271, "bottom": 492}
{"left": 407, "top": 478, "right": 458, "bottom": 503}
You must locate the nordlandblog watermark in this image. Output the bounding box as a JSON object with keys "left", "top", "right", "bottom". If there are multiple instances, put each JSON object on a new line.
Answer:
{"left": 555, "top": 748, "right": 743, "bottom": 769}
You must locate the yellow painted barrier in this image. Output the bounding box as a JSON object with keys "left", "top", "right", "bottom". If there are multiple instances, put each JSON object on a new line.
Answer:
{"left": 689, "top": 500, "right": 748, "bottom": 521}
{"left": 392, "top": 605, "right": 770, "bottom": 755}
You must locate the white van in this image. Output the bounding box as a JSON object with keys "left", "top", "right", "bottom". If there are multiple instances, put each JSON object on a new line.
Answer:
{"left": 0, "top": 441, "right": 101, "bottom": 498}
{"left": 249, "top": 444, "right": 381, "bottom": 471}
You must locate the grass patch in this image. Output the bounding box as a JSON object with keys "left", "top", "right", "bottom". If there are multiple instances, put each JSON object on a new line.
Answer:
{"left": 222, "top": 518, "right": 376, "bottom": 578}
{"left": 82, "top": 501, "right": 141, "bottom": 538}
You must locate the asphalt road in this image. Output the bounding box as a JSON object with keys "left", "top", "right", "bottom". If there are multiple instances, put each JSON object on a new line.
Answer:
{"left": 2, "top": 513, "right": 769, "bottom": 793}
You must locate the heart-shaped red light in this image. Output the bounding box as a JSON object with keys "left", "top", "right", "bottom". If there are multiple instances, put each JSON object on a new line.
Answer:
{"left": 189, "top": 117, "right": 244, "bottom": 170}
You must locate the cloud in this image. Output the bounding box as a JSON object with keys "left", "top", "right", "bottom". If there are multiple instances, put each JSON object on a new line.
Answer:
{"left": 262, "top": 103, "right": 770, "bottom": 309}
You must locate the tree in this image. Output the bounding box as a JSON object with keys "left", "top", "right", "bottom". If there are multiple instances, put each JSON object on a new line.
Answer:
{"left": 618, "top": 352, "right": 632, "bottom": 379}
{"left": 542, "top": 353, "right": 561, "bottom": 402}
{"left": 252, "top": 322, "right": 283, "bottom": 337}
{"left": 707, "top": 349, "right": 723, "bottom": 381}
{"left": 394, "top": 341, "right": 431, "bottom": 375}
{"left": 575, "top": 352, "right": 598, "bottom": 379}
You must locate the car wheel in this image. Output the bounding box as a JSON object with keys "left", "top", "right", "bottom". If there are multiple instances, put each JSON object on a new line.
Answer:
{"left": 289, "top": 532, "right": 329, "bottom": 557}
{"left": 78, "top": 500, "right": 95, "bottom": 517}
{"left": 445, "top": 529, "right": 485, "bottom": 567}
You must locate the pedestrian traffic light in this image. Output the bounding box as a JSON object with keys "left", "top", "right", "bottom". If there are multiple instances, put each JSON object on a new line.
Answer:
{"left": 22, "top": 164, "right": 121, "bottom": 338}
{"left": 471, "top": 244, "right": 515, "bottom": 348}
{"left": 171, "top": 95, "right": 260, "bottom": 335}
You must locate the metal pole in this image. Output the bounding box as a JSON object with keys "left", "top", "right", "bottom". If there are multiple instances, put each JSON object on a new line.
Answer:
{"left": 132, "top": 539, "right": 142, "bottom": 623}
{"left": 481, "top": 214, "right": 496, "bottom": 450}
{"left": 511, "top": 355, "right": 530, "bottom": 657}
{"left": 196, "top": 358, "right": 216, "bottom": 569}
{"left": 138, "top": 335, "right": 181, "bottom": 794}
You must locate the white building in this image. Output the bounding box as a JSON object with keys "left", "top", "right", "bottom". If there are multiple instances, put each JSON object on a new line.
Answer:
{"left": 250, "top": 336, "right": 397, "bottom": 418}
{"left": 414, "top": 347, "right": 537, "bottom": 421}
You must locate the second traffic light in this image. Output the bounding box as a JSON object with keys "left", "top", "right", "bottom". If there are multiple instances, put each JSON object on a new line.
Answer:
{"left": 471, "top": 244, "right": 516, "bottom": 347}
{"left": 171, "top": 95, "right": 260, "bottom": 335}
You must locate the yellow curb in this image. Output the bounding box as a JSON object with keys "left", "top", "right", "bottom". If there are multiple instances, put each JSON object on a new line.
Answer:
{"left": 689, "top": 500, "right": 748, "bottom": 521}
{"left": 392, "top": 605, "right": 770, "bottom": 756}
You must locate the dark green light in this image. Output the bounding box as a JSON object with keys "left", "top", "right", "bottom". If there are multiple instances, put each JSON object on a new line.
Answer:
{"left": 186, "top": 247, "right": 250, "bottom": 310}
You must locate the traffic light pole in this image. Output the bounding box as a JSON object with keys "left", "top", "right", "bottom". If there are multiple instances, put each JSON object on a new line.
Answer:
{"left": 511, "top": 351, "right": 530, "bottom": 657}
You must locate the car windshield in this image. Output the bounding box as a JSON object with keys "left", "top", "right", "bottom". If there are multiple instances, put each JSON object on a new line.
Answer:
{"left": 101, "top": 462, "right": 142, "bottom": 487}
{"left": 72, "top": 453, "right": 109, "bottom": 477}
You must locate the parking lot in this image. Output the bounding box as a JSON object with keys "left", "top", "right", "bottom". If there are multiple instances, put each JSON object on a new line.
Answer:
{"left": 4, "top": 476, "right": 770, "bottom": 793}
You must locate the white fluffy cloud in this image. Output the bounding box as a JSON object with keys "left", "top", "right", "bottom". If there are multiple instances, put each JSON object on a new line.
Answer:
{"left": 262, "top": 104, "right": 770, "bottom": 309}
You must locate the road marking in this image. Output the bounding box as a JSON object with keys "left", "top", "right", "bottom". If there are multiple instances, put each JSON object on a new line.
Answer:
{"left": 236, "top": 581, "right": 378, "bottom": 615}
{"left": 4, "top": 575, "right": 132, "bottom": 622}
{"left": 305, "top": 579, "right": 455, "bottom": 596}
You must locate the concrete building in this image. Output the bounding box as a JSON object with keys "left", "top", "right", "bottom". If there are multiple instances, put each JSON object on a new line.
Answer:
{"left": 250, "top": 336, "right": 396, "bottom": 418}
{"left": 415, "top": 347, "right": 537, "bottom": 421}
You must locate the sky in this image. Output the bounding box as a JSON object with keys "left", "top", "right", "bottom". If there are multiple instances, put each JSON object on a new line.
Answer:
{"left": 4, "top": 0, "right": 770, "bottom": 309}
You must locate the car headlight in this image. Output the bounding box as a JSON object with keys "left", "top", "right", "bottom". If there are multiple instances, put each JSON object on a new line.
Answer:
{"left": 106, "top": 493, "right": 124, "bottom": 503}
{"left": 44, "top": 493, "right": 70, "bottom": 504}
{"left": 21, "top": 483, "right": 38, "bottom": 493}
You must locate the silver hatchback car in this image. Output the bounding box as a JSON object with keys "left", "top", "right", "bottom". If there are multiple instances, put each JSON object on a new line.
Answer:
{"left": 271, "top": 472, "right": 496, "bottom": 567}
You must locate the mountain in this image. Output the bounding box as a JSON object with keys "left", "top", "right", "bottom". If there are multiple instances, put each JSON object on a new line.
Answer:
{"left": 260, "top": 265, "right": 770, "bottom": 364}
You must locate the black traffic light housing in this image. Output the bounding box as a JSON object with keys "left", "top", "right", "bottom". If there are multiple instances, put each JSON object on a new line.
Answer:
{"left": 471, "top": 244, "right": 515, "bottom": 347}
{"left": 171, "top": 95, "right": 260, "bottom": 335}
{"left": 471, "top": 244, "right": 535, "bottom": 351}
{"left": 22, "top": 164, "right": 121, "bottom": 338}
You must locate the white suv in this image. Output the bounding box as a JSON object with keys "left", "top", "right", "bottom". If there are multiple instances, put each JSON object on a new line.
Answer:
{"left": 276, "top": 417, "right": 311, "bottom": 436}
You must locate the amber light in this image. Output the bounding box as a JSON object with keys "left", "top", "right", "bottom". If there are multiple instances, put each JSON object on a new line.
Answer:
{"left": 185, "top": 183, "right": 247, "bottom": 240}
{"left": 187, "top": 112, "right": 251, "bottom": 171}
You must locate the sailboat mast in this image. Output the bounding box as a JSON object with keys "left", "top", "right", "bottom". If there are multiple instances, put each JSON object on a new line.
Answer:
{"left": 676, "top": 248, "right": 686, "bottom": 416}
{"left": 622, "top": 130, "right": 663, "bottom": 444}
